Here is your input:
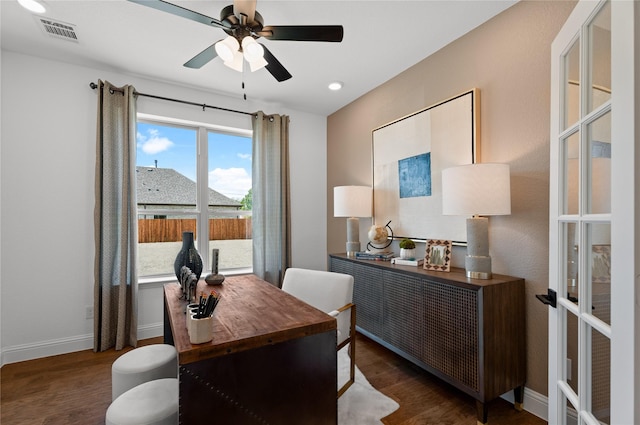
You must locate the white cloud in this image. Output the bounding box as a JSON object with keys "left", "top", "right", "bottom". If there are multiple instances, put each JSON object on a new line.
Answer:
{"left": 237, "top": 153, "right": 251, "bottom": 160}
{"left": 137, "top": 129, "right": 174, "bottom": 155}
{"left": 209, "top": 167, "right": 251, "bottom": 199}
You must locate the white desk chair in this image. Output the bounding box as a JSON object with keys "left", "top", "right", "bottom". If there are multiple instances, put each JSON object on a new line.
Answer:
{"left": 281, "top": 267, "right": 356, "bottom": 398}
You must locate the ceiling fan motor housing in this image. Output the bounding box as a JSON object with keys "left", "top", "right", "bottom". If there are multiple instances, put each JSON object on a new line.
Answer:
{"left": 220, "top": 4, "right": 264, "bottom": 43}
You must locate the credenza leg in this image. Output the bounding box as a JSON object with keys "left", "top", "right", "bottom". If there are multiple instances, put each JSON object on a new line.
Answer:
{"left": 476, "top": 400, "right": 488, "bottom": 425}
{"left": 514, "top": 385, "right": 525, "bottom": 411}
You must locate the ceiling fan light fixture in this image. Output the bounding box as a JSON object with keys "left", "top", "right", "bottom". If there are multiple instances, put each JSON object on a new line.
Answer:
{"left": 18, "top": 0, "right": 46, "bottom": 13}
{"left": 241, "top": 36, "right": 264, "bottom": 61}
{"left": 224, "top": 50, "right": 244, "bottom": 72}
{"left": 215, "top": 36, "right": 240, "bottom": 62}
{"left": 248, "top": 56, "right": 268, "bottom": 72}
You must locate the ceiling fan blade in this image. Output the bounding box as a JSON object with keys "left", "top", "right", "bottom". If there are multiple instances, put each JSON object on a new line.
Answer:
{"left": 259, "top": 25, "right": 344, "bottom": 42}
{"left": 261, "top": 44, "right": 292, "bottom": 82}
{"left": 183, "top": 43, "right": 220, "bottom": 69}
{"left": 233, "top": 0, "right": 256, "bottom": 24}
{"left": 127, "top": 0, "right": 230, "bottom": 31}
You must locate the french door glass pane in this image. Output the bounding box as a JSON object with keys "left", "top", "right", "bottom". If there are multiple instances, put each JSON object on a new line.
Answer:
{"left": 587, "top": 111, "right": 611, "bottom": 214}
{"left": 565, "top": 399, "right": 579, "bottom": 425}
{"left": 588, "top": 222, "right": 611, "bottom": 325}
{"left": 563, "top": 222, "right": 579, "bottom": 296}
{"left": 563, "top": 132, "right": 580, "bottom": 215}
{"left": 591, "top": 326, "right": 611, "bottom": 424}
{"left": 587, "top": 1, "right": 611, "bottom": 114}
{"left": 564, "top": 38, "right": 580, "bottom": 130}
{"left": 566, "top": 310, "right": 579, "bottom": 397}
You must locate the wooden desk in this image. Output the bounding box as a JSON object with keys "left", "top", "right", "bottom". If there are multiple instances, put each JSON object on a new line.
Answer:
{"left": 164, "top": 275, "right": 337, "bottom": 425}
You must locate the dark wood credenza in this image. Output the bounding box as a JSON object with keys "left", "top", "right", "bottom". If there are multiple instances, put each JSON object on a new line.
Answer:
{"left": 329, "top": 253, "right": 526, "bottom": 425}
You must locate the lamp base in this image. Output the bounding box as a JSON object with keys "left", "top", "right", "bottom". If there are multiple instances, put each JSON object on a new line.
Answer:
{"left": 466, "top": 270, "right": 492, "bottom": 280}
{"left": 346, "top": 217, "right": 361, "bottom": 257}
{"left": 465, "top": 217, "right": 492, "bottom": 280}
{"left": 465, "top": 254, "right": 492, "bottom": 279}
{"left": 346, "top": 242, "right": 360, "bottom": 258}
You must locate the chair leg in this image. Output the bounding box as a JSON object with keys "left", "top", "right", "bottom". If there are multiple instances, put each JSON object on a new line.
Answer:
{"left": 338, "top": 305, "right": 357, "bottom": 398}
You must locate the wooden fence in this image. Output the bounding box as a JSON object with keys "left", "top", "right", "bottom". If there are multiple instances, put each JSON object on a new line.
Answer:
{"left": 138, "top": 218, "right": 252, "bottom": 243}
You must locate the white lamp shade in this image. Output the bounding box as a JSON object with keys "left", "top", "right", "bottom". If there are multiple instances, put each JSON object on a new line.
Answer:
{"left": 334, "top": 186, "right": 372, "bottom": 217}
{"left": 215, "top": 36, "right": 240, "bottom": 62}
{"left": 224, "top": 50, "right": 244, "bottom": 72}
{"left": 248, "top": 56, "right": 268, "bottom": 72}
{"left": 242, "top": 36, "right": 264, "bottom": 62}
{"left": 442, "top": 163, "right": 511, "bottom": 216}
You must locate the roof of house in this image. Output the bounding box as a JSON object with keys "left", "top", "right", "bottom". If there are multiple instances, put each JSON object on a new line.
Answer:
{"left": 136, "top": 166, "right": 241, "bottom": 208}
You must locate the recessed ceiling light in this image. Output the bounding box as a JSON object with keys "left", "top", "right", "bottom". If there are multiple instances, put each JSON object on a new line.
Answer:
{"left": 328, "top": 81, "right": 343, "bottom": 91}
{"left": 18, "top": 0, "right": 46, "bottom": 14}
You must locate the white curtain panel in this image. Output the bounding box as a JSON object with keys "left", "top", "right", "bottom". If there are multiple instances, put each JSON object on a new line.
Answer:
{"left": 251, "top": 111, "right": 291, "bottom": 286}
{"left": 94, "top": 80, "right": 138, "bottom": 351}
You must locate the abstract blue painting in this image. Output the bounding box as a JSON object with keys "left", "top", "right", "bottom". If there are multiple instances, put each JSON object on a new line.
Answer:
{"left": 398, "top": 152, "right": 431, "bottom": 198}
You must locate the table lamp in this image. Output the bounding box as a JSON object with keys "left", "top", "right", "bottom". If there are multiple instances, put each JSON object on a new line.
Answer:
{"left": 442, "top": 163, "right": 511, "bottom": 279}
{"left": 334, "top": 186, "right": 372, "bottom": 257}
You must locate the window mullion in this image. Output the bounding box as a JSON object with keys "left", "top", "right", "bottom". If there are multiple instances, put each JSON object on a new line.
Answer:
{"left": 197, "top": 126, "right": 210, "bottom": 274}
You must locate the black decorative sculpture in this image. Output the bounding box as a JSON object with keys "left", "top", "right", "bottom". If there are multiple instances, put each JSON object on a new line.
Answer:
{"left": 174, "top": 231, "right": 203, "bottom": 282}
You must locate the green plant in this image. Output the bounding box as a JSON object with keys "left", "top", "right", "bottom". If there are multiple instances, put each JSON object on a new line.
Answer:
{"left": 398, "top": 238, "right": 416, "bottom": 249}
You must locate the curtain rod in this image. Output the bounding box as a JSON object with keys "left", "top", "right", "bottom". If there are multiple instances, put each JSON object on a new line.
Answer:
{"left": 89, "top": 82, "right": 254, "bottom": 117}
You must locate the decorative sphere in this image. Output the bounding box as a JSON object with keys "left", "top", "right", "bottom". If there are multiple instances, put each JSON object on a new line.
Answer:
{"left": 368, "top": 225, "right": 389, "bottom": 246}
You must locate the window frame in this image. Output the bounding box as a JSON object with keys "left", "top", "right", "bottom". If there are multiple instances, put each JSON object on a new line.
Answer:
{"left": 136, "top": 113, "right": 253, "bottom": 283}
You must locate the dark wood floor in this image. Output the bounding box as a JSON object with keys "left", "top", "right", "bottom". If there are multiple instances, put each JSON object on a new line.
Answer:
{"left": 1, "top": 333, "right": 546, "bottom": 425}
{"left": 355, "top": 334, "right": 545, "bottom": 425}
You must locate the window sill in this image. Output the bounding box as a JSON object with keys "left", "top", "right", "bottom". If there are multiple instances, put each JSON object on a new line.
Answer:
{"left": 138, "top": 268, "right": 254, "bottom": 286}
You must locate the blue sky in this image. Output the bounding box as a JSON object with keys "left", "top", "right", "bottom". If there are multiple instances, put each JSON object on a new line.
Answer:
{"left": 136, "top": 122, "right": 252, "bottom": 200}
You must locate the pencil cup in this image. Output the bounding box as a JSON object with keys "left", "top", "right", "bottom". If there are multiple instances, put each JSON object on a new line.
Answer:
{"left": 189, "top": 315, "right": 213, "bottom": 344}
{"left": 186, "top": 304, "right": 199, "bottom": 335}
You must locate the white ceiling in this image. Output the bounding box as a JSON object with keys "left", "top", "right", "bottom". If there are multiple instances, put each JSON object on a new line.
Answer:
{"left": 1, "top": 0, "right": 517, "bottom": 115}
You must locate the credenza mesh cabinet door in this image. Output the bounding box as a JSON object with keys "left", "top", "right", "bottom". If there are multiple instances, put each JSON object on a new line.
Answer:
{"left": 422, "top": 278, "right": 479, "bottom": 392}
{"left": 329, "top": 256, "right": 383, "bottom": 337}
{"left": 382, "top": 271, "right": 425, "bottom": 361}
{"left": 352, "top": 262, "right": 385, "bottom": 338}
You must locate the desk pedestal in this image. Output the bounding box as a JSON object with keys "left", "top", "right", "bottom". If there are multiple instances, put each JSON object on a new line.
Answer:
{"left": 180, "top": 332, "right": 335, "bottom": 424}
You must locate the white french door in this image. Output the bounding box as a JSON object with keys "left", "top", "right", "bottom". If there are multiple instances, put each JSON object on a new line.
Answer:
{"left": 549, "top": 1, "right": 638, "bottom": 424}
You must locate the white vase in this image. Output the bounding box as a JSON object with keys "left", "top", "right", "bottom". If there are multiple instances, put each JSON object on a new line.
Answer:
{"left": 400, "top": 248, "right": 416, "bottom": 260}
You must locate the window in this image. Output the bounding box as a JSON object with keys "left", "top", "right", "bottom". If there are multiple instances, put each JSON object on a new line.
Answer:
{"left": 136, "top": 115, "right": 252, "bottom": 278}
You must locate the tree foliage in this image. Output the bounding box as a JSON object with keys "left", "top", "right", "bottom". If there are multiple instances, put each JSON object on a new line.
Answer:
{"left": 240, "top": 188, "right": 252, "bottom": 210}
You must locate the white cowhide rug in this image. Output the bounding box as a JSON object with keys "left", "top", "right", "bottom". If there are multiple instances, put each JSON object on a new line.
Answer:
{"left": 337, "top": 345, "right": 399, "bottom": 425}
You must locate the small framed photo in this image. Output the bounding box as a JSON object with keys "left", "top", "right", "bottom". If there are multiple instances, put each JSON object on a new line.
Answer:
{"left": 424, "top": 239, "right": 452, "bottom": 272}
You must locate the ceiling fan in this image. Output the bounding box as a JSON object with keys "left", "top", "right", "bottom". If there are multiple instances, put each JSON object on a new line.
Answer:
{"left": 128, "top": 0, "right": 344, "bottom": 82}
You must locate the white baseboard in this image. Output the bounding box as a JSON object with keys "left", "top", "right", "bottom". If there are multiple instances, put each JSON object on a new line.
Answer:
{"left": 501, "top": 386, "right": 549, "bottom": 422}
{"left": 137, "top": 322, "right": 164, "bottom": 341}
{"left": 1, "top": 322, "right": 163, "bottom": 366}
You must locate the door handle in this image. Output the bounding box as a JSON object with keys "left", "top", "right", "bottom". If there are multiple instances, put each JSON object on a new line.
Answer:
{"left": 536, "top": 288, "right": 557, "bottom": 308}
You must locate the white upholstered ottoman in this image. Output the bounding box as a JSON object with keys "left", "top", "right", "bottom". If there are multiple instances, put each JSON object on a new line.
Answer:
{"left": 111, "top": 344, "right": 178, "bottom": 401}
{"left": 106, "top": 378, "right": 178, "bottom": 425}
